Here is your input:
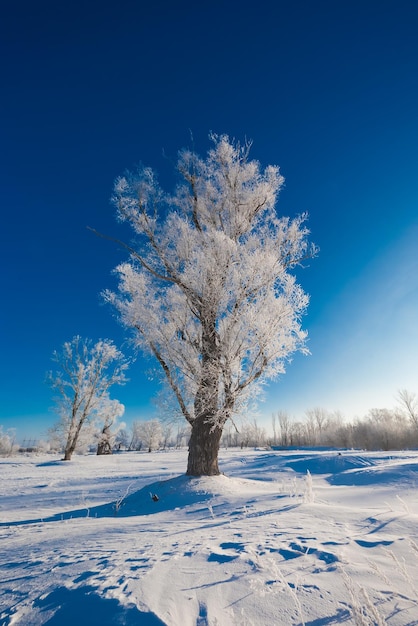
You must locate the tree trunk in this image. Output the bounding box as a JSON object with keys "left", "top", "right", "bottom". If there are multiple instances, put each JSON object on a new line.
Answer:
{"left": 97, "top": 440, "right": 112, "bottom": 455}
{"left": 97, "top": 425, "right": 113, "bottom": 455}
{"left": 63, "top": 445, "right": 74, "bottom": 461}
{"left": 186, "top": 417, "right": 223, "bottom": 476}
{"left": 186, "top": 315, "right": 224, "bottom": 476}
{"left": 63, "top": 419, "right": 84, "bottom": 460}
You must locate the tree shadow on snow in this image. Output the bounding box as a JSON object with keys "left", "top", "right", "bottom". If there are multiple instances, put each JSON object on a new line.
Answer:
{"left": 36, "top": 460, "right": 71, "bottom": 467}
{"left": 33, "top": 585, "right": 165, "bottom": 625}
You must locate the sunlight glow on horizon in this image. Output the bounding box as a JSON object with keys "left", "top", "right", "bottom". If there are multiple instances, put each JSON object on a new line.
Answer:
{"left": 263, "top": 222, "right": 418, "bottom": 421}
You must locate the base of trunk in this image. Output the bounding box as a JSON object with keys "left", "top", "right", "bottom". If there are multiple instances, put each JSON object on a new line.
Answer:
{"left": 186, "top": 420, "right": 223, "bottom": 476}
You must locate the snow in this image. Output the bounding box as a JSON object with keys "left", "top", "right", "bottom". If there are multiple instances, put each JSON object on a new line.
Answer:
{"left": 1, "top": 448, "right": 418, "bottom": 625}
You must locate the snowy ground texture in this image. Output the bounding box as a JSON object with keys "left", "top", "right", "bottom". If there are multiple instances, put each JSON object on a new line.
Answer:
{"left": 1, "top": 448, "right": 418, "bottom": 625}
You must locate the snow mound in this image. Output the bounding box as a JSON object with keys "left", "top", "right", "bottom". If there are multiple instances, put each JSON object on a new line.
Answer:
{"left": 283, "top": 453, "right": 374, "bottom": 475}
{"left": 93, "top": 473, "right": 282, "bottom": 518}
{"left": 328, "top": 459, "right": 418, "bottom": 486}
{"left": 0, "top": 473, "right": 284, "bottom": 525}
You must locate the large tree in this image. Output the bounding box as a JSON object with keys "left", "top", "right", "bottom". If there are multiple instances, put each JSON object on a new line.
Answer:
{"left": 105, "top": 135, "right": 317, "bottom": 475}
{"left": 49, "top": 336, "right": 128, "bottom": 460}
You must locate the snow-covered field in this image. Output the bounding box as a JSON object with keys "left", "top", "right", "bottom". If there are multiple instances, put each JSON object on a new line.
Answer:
{"left": 1, "top": 448, "right": 418, "bottom": 625}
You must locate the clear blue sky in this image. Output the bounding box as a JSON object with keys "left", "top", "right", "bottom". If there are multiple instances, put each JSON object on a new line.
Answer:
{"left": 1, "top": 0, "right": 417, "bottom": 441}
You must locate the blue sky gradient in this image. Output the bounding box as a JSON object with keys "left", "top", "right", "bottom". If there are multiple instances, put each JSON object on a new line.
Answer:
{"left": 1, "top": 1, "right": 417, "bottom": 440}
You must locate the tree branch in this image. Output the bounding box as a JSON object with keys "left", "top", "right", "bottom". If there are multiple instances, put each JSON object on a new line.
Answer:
{"left": 87, "top": 227, "right": 179, "bottom": 285}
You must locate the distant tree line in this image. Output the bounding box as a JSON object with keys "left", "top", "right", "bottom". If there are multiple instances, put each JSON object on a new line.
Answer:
{"left": 2, "top": 389, "right": 417, "bottom": 457}
{"left": 114, "top": 419, "right": 191, "bottom": 452}
{"left": 266, "top": 390, "right": 418, "bottom": 451}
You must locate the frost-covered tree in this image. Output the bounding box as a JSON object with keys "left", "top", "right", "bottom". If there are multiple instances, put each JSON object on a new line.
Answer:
{"left": 237, "top": 418, "right": 268, "bottom": 448}
{"left": 160, "top": 421, "right": 174, "bottom": 449}
{"left": 104, "top": 135, "right": 316, "bottom": 475}
{"left": 127, "top": 420, "right": 144, "bottom": 451}
{"left": 48, "top": 336, "right": 128, "bottom": 460}
{"left": 96, "top": 398, "right": 125, "bottom": 455}
{"left": 0, "top": 427, "right": 18, "bottom": 456}
{"left": 305, "top": 407, "right": 330, "bottom": 445}
{"left": 114, "top": 427, "right": 129, "bottom": 450}
{"left": 275, "top": 410, "right": 292, "bottom": 447}
{"left": 140, "top": 419, "right": 163, "bottom": 452}
{"left": 397, "top": 389, "right": 418, "bottom": 431}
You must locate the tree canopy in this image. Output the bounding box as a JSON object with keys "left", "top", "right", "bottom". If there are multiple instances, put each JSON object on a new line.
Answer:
{"left": 105, "top": 135, "right": 317, "bottom": 474}
{"left": 49, "top": 336, "right": 128, "bottom": 460}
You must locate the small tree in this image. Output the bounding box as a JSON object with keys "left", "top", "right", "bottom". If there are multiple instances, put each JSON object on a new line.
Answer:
{"left": 276, "top": 410, "right": 291, "bottom": 447}
{"left": 48, "top": 336, "right": 128, "bottom": 460}
{"left": 104, "top": 135, "right": 316, "bottom": 475}
{"left": 127, "top": 420, "right": 144, "bottom": 451}
{"left": 160, "top": 421, "right": 174, "bottom": 449}
{"left": 140, "top": 419, "right": 163, "bottom": 452}
{"left": 397, "top": 389, "right": 418, "bottom": 432}
{"left": 243, "top": 417, "right": 267, "bottom": 447}
{"left": 305, "top": 407, "right": 330, "bottom": 445}
{"left": 114, "top": 427, "right": 129, "bottom": 450}
{"left": 0, "top": 427, "right": 18, "bottom": 457}
{"left": 96, "top": 398, "right": 125, "bottom": 455}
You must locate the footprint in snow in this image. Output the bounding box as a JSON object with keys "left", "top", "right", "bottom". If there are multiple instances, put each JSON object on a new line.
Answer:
{"left": 274, "top": 542, "right": 339, "bottom": 567}
{"left": 354, "top": 539, "right": 394, "bottom": 548}
{"left": 207, "top": 541, "right": 245, "bottom": 563}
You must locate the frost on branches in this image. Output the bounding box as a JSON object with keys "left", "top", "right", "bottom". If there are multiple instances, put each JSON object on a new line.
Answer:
{"left": 48, "top": 336, "right": 128, "bottom": 460}
{"left": 105, "top": 135, "right": 317, "bottom": 475}
{"left": 96, "top": 398, "right": 125, "bottom": 456}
